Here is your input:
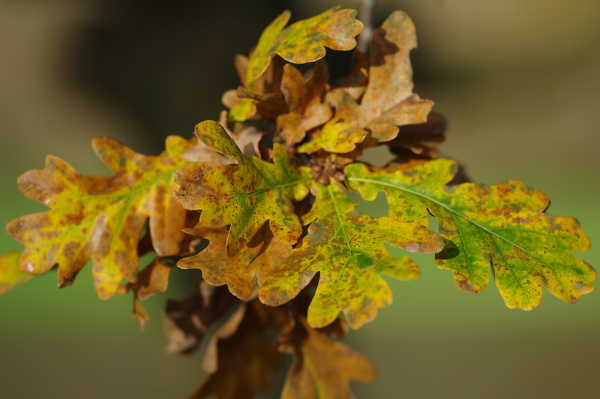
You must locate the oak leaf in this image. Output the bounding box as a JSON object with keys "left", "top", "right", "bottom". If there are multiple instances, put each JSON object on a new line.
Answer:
{"left": 165, "top": 283, "right": 240, "bottom": 356}
{"left": 259, "top": 179, "right": 443, "bottom": 329}
{"left": 278, "top": 316, "right": 377, "bottom": 399}
{"left": 174, "top": 120, "right": 311, "bottom": 256}
{"left": 358, "top": 11, "right": 433, "bottom": 143}
{"left": 298, "top": 89, "right": 368, "bottom": 154}
{"left": 0, "top": 250, "right": 32, "bottom": 295}
{"left": 346, "top": 159, "right": 596, "bottom": 310}
{"left": 178, "top": 223, "right": 292, "bottom": 300}
{"left": 181, "top": 112, "right": 262, "bottom": 164}
{"left": 229, "top": 7, "right": 363, "bottom": 121}
{"left": 277, "top": 62, "right": 332, "bottom": 147}
{"left": 307, "top": 11, "right": 433, "bottom": 152}
{"left": 6, "top": 136, "right": 193, "bottom": 299}
{"left": 189, "top": 300, "right": 283, "bottom": 399}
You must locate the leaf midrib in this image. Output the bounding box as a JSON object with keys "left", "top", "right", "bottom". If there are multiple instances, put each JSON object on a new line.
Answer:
{"left": 347, "top": 176, "right": 550, "bottom": 268}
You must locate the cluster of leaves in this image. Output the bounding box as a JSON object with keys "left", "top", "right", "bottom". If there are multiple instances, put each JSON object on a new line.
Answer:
{"left": 0, "top": 6, "right": 595, "bottom": 399}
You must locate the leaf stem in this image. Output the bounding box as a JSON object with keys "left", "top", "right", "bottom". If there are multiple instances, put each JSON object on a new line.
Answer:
{"left": 357, "top": 0, "right": 376, "bottom": 52}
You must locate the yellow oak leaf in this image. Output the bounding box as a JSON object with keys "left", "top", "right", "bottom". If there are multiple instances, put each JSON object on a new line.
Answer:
{"left": 259, "top": 179, "right": 442, "bottom": 329}
{"left": 229, "top": 7, "right": 363, "bottom": 121}
{"left": 6, "top": 136, "right": 193, "bottom": 299}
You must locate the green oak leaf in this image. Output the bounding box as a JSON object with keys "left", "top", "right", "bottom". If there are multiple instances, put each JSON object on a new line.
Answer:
{"left": 345, "top": 159, "right": 596, "bottom": 310}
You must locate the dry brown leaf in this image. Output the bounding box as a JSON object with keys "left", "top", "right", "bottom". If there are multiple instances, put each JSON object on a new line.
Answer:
{"left": 165, "top": 284, "right": 239, "bottom": 355}
{"left": 277, "top": 62, "right": 332, "bottom": 147}
{"left": 189, "top": 300, "right": 283, "bottom": 399}
{"left": 278, "top": 316, "right": 377, "bottom": 399}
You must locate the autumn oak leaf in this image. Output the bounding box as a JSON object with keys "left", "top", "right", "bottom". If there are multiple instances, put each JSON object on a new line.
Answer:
{"left": 229, "top": 7, "right": 363, "bottom": 121}
{"left": 174, "top": 120, "right": 311, "bottom": 256}
{"left": 277, "top": 62, "right": 332, "bottom": 147}
{"left": 346, "top": 158, "right": 596, "bottom": 310}
{"left": 5, "top": 136, "right": 192, "bottom": 299}
{"left": 178, "top": 223, "right": 292, "bottom": 300}
{"left": 278, "top": 316, "right": 377, "bottom": 399}
{"left": 188, "top": 300, "right": 283, "bottom": 399}
{"left": 312, "top": 11, "right": 433, "bottom": 150}
{"left": 357, "top": 11, "right": 433, "bottom": 142}
{"left": 259, "top": 179, "right": 443, "bottom": 329}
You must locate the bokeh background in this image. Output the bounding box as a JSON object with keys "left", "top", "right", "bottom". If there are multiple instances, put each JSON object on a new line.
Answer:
{"left": 1, "top": 0, "right": 599, "bottom": 398}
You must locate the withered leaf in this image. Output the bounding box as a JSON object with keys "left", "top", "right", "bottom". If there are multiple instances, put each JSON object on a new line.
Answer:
{"left": 118, "top": 258, "right": 172, "bottom": 331}
{"left": 357, "top": 11, "right": 433, "bottom": 142}
{"left": 189, "top": 300, "right": 283, "bottom": 399}
{"left": 165, "top": 283, "right": 239, "bottom": 356}
{"left": 278, "top": 316, "right": 377, "bottom": 399}
{"left": 277, "top": 62, "right": 332, "bottom": 147}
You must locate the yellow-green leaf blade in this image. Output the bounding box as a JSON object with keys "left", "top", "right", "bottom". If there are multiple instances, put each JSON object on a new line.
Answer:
{"left": 6, "top": 136, "right": 192, "bottom": 299}
{"left": 246, "top": 7, "right": 363, "bottom": 91}
{"left": 259, "top": 180, "right": 441, "bottom": 329}
{"left": 174, "top": 120, "right": 311, "bottom": 256}
{"left": 346, "top": 159, "right": 596, "bottom": 310}
{"left": 0, "top": 250, "right": 32, "bottom": 295}
{"left": 297, "top": 117, "right": 367, "bottom": 154}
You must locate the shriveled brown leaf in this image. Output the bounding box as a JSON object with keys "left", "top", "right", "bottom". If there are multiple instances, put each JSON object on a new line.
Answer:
{"left": 189, "top": 300, "right": 283, "bottom": 399}
{"left": 277, "top": 62, "right": 332, "bottom": 147}
{"left": 165, "top": 283, "right": 239, "bottom": 355}
{"left": 278, "top": 316, "right": 376, "bottom": 399}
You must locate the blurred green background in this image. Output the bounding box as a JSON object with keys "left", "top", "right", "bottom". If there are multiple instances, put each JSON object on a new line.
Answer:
{"left": 1, "top": 0, "right": 599, "bottom": 398}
